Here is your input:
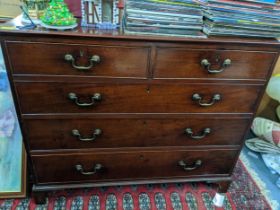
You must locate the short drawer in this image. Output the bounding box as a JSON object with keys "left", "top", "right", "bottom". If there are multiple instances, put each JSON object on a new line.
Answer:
{"left": 25, "top": 117, "right": 250, "bottom": 150}
{"left": 154, "top": 48, "right": 276, "bottom": 80}
{"left": 5, "top": 41, "right": 149, "bottom": 78}
{"left": 15, "top": 82, "right": 262, "bottom": 114}
{"left": 32, "top": 149, "right": 238, "bottom": 184}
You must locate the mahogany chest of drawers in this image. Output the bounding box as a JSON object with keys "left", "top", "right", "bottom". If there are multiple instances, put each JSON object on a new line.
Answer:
{"left": 1, "top": 27, "right": 279, "bottom": 203}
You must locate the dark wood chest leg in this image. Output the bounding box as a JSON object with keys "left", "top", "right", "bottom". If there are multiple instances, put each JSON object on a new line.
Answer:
{"left": 33, "top": 191, "right": 47, "bottom": 205}
{"left": 218, "top": 180, "right": 232, "bottom": 193}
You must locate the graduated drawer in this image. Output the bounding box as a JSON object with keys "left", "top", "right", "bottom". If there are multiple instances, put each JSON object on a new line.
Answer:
{"left": 25, "top": 117, "right": 250, "bottom": 150}
{"left": 154, "top": 48, "right": 276, "bottom": 80}
{"left": 5, "top": 41, "right": 149, "bottom": 78}
{"left": 32, "top": 149, "right": 238, "bottom": 184}
{"left": 15, "top": 82, "right": 262, "bottom": 114}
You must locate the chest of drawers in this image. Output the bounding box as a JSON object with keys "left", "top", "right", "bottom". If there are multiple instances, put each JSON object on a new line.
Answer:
{"left": 1, "top": 27, "right": 279, "bottom": 204}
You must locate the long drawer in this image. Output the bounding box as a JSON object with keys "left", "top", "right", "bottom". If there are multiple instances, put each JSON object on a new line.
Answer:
{"left": 32, "top": 149, "right": 238, "bottom": 184}
{"left": 25, "top": 117, "right": 250, "bottom": 150}
{"left": 154, "top": 48, "right": 276, "bottom": 80}
{"left": 5, "top": 41, "right": 149, "bottom": 78}
{"left": 15, "top": 82, "right": 262, "bottom": 114}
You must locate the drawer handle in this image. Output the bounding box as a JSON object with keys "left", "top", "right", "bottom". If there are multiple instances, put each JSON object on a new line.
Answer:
{"left": 192, "top": 93, "right": 221, "bottom": 107}
{"left": 68, "top": 92, "right": 102, "bottom": 107}
{"left": 201, "top": 59, "right": 231, "bottom": 74}
{"left": 178, "top": 160, "right": 202, "bottom": 171}
{"left": 64, "top": 54, "right": 101, "bottom": 71}
{"left": 75, "top": 163, "right": 103, "bottom": 175}
{"left": 185, "top": 128, "right": 211, "bottom": 140}
{"left": 72, "top": 129, "right": 102, "bottom": 141}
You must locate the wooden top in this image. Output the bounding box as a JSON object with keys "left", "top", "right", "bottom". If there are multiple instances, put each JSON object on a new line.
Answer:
{"left": 0, "top": 16, "right": 280, "bottom": 47}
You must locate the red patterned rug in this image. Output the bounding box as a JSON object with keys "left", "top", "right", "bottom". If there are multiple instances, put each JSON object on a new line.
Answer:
{"left": 0, "top": 157, "right": 273, "bottom": 210}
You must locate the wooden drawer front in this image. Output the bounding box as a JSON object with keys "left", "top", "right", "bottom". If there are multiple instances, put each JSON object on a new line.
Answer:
{"left": 32, "top": 149, "right": 237, "bottom": 184}
{"left": 6, "top": 42, "right": 149, "bottom": 78}
{"left": 154, "top": 48, "right": 276, "bottom": 80}
{"left": 15, "top": 82, "right": 262, "bottom": 114}
{"left": 26, "top": 117, "right": 250, "bottom": 150}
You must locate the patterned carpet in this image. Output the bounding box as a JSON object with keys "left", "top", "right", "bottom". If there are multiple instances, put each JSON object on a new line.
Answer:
{"left": 0, "top": 155, "right": 273, "bottom": 210}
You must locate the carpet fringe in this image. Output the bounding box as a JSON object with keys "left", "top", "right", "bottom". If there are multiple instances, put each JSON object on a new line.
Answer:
{"left": 240, "top": 151, "right": 279, "bottom": 210}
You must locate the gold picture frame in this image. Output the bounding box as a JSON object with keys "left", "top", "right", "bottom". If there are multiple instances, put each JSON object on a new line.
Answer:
{"left": 0, "top": 146, "right": 27, "bottom": 199}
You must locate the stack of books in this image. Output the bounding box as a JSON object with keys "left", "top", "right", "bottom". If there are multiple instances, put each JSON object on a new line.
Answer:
{"left": 202, "top": 0, "right": 280, "bottom": 38}
{"left": 124, "top": 0, "right": 205, "bottom": 38}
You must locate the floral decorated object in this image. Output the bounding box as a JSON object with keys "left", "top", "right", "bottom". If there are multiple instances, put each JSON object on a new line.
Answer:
{"left": 40, "top": 0, "right": 77, "bottom": 26}
{"left": 245, "top": 74, "right": 280, "bottom": 189}
{"left": 21, "top": 0, "right": 49, "bottom": 20}
{"left": 247, "top": 117, "right": 280, "bottom": 188}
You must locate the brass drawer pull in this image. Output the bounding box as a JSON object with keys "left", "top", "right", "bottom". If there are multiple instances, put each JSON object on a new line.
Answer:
{"left": 68, "top": 92, "right": 102, "bottom": 107}
{"left": 178, "top": 160, "right": 202, "bottom": 171}
{"left": 185, "top": 128, "right": 211, "bottom": 140}
{"left": 75, "top": 164, "right": 103, "bottom": 175}
{"left": 201, "top": 59, "right": 231, "bottom": 74}
{"left": 192, "top": 93, "right": 221, "bottom": 107}
{"left": 64, "top": 54, "right": 101, "bottom": 71}
{"left": 72, "top": 129, "right": 102, "bottom": 141}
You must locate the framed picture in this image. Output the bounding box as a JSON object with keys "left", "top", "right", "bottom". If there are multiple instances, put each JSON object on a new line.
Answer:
{"left": 81, "top": 0, "right": 124, "bottom": 28}
{"left": 0, "top": 46, "right": 27, "bottom": 199}
{"left": 0, "top": 148, "right": 27, "bottom": 199}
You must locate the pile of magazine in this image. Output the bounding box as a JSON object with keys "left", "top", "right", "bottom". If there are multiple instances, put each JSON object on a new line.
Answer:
{"left": 202, "top": 0, "right": 280, "bottom": 38}
{"left": 124, "top": 0, "right": 205, "bottom": 38}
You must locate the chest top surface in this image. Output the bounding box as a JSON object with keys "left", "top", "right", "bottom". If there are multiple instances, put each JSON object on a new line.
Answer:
{"left": 0, "top": 17, "right": 280, "bottom": 49}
